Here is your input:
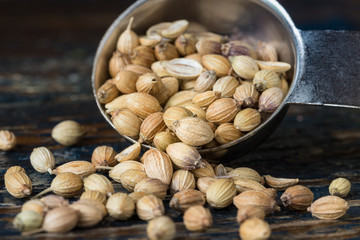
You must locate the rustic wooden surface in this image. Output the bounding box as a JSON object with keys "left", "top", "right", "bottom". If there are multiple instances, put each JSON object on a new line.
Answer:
{"left": 1, "top": 0, "right": 360, "bottom": 239}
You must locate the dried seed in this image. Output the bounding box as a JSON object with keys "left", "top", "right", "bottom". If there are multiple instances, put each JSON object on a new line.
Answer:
{"left": 51, "top": 120, "right": 86, "bottom": 146}
{"left": 239, "top": 218, "right": 271, "bottom": 240}
{"left": 30, "top": 147, "right": 55, "bottom": 174}
{"left": 175, "top": 33, "right": 197, "bottom": 56}
{"left": 41, "top": 207, "right": 79, "bottom": 233}
{"left": 105, "top": 95, "right": 128, "bottom": 113}
{"left": 5, "top": 172, "right": 32, "bottom": 198}
{"left": 117, "top": 17, "right": 139, "bottom": 54}
{"left": 280, "top": 185, "right": 314, "bottom": 210}
{"left": 307, "top": 195, "right": 349, "bottom": 220}
{"left": 172, "top": 117, "right": 214, "bottom": 146}
{"left": 229, "top": 55, "right": 259, "bottom": 80}
{"left": 206, "top": 98, "right": 241, "bottom": 124}
{"left": 234, "top": 179, "right": 266, "bottom": 193}
{"left": 166, "top": 142, "right": 203, "bottom": 170}
{"left": 139, "top": 112, "right": 167, "bottom": 143}
{"left": 22, "top": 200, "right": 47, "bottom": 216}
{"left": 192, "top": 91, "right": 221, "bottom": 108}
{"left": 126, "top": 92, "right": 162, "bottom": 118}
{"left": 197, "top": 177, "right": 216, "bottom": 194}
{"left": 256, "top": 60, "right": 291, "bottom": 72}
{"left": 91, "top": 146, "right": 117, "bottom": 169}
{"left": 222, "top": 41, "right": 257, "bottom": 59}
{"left": 84, "top": 173, "right": 114, "bottom": 197}
{"left": 184, "top": 103, "right": 206, "bottom": 121}
{"left": 143, "top": 149, "right": 173, "bottom": 185}
{"left": 134, "top": 178, "right": 168, "bottom": 200}
{"left": 170, "top": 170, "right": 196, "bottom": 194}
{"left": 164, "top": 90, "right": 199, "bottom": 109}
{"left": 253, "top": 70, "right": 281, "bottom": 92}
{"left": 147, "top": 216, "right": 176, "bottom": 240}
{"left": 108, "top": 51, "right": 131, "bottom": 78}
{"left": 233, "top": 84, "right": 259, "bottom": 108}
{"left": 329, "top": 177, "right": 351, "bottom": 197}
{"left": 234, "top": 108, "right": 261, "bottom": 132}
{"left": 258, "top": 87, "right": 284, "bottom": 113}
{"left": 202, "top": 54, "right": 232, "bottom": 77}
{"left": 70, "top": 200, "right": 103, "bottom": 227}
{"left": 184, "top": 205, "right": 212, "bottom": 232}
{"left": 120, "top": 169, "right": 148, "bottom": 192}
{"left": 214, "top": 164, "right": 227, "bottom": 176}
{"left": 212, "top": 76, "right": 240, "bottom": 98}
{"left": 156, "top": 76, "right": 179, "bottom": 105}
{"left": 80, "top": 190, "right": 107, "bottom": 205}
{"left": 114, "top": 70, "right": 139, "bottom": 94}
{"left": 233, "top": 190, "right": 279, "bottom": 214}
{"left": 237, "top": 206, "right": 266, "bottom": 224}
{"left": 153, "top": 131, "right": 180, "bottom": 152}
{"left": 111, "top": 109, "right": 141, "bottom": 138}
{"left": 206, "top": 179, "right": 236, "bottom": 208}
{"left": 123, "top": 64, "right": 153, "bottom": 75}
{"left": 215, "top": 123, "right": 243, "bottom": 144}
{"left": 139, "top": 34, "right": 162, "bottom": 47}
{"left": 13, "top": 210, "right": 43, "bottom": 232}
{"left": 136, "top": 73, "right": 163, "bottom": 96}
{"left": 170, "top": 189, "right": 205, "bottom": 212}
{"left": 163, "top": 106, "right": 193, "bottom": 130}
{"left": 191, "top": 159, "right": 215, "bottom": 178}
{"left": 40, "top": 195, "right": 69, "bottom": 209}
{"left": 160, "top": 19, "right": 189, "bottom": 39}
{"left": 151, "top": 61, "right": 170, "bottom": 77}
{"left": 194, "top": 70, "right": 217, "bottom": 93}
{"left": 155, "top": 42, "right": 179, "bottom": 61}
{"left": 97, "top": 79, "right": 120, "bottom": 104}
{"left": 33, "top": 172, "right": 83, "bottom": 198}
{"left": 129, "top": 45, "right": 156, "bottom": 68}
{"left": 257, "top": 42, "right": 278, "bottom": 62}
{"left": 106, "top": 192, "right": 135, "bottom": 220}
{"left": 195, "top": 39, "right": 222, "bottom": 56}
{"left": 137, "top": 195, "right": 164, "bottom": 221}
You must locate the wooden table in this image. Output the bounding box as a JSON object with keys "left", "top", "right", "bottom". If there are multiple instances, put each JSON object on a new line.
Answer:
{"left": 1, "top": 0, "right": 359, "bottom": 239}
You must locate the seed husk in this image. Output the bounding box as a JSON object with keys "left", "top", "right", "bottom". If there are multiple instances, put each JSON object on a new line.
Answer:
{"left": 307, "top": 195, "right": 349, "bottom": 220}
{"left": 256, "top": 60, "right": 291, "bottom": 72}
{"left": 137, "top": 195, "right": 165, "bottom": 221}
{"left": 147, "top": 216, "right": 176, "bottom": 240}
{"left": 183, "top": 205, "right": 212, "bottom": 232}
{"left": 228, "top": 167, "right": 264, "bottom": 184}
{"left": 160, "top": 19, "right": 189, "bottom": 39}
{"left": 234, "top": 179, "right": 266, "bottom": 193}
{"left": 53, "top": 161, "right": 96, "bottom": 178}
{"left": 30, "top": 147, "right": 55, "bottom": 175}
{"left": 105, "top": 95, "right": 128, "bottom": 113}
{"left": 162, "top": 58, "right": 203, "bottom": 80}
{"left": 280, "top": 185, "right": 314, "bottom": 210}
{"left": 206, "top": 179, "right": 236, "bottom": 208}
{"left": 139, "top": 34, "right": 162, "bottom": 47}
{"left": 106, "top": 192, "right": 135, "bottom": 220}
{"left": 263, "top": 175, "right": 299, "bottom": 190}
{"left": 136, "top": 73, "right": 163, "bottom": 96}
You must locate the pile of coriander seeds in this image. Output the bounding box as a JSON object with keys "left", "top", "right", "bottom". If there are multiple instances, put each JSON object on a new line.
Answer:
{"left": 97, "top": 18, "right": 291, "bottom": 150}
{"left": 4, "top": 117, "right": 352, "bottom": 239}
